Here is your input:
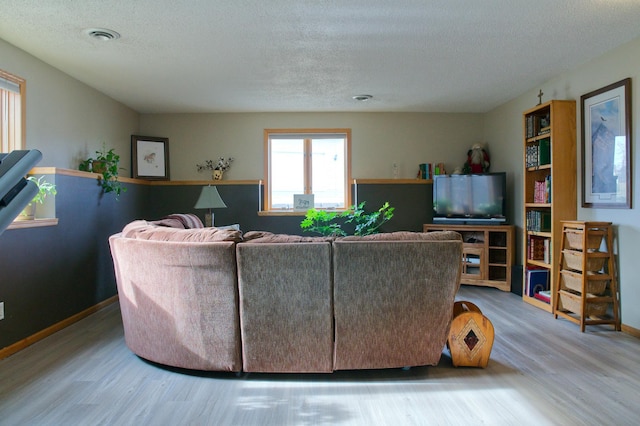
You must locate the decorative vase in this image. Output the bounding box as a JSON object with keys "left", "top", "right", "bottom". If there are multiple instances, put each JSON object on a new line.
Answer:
{"left": 213, "top": 170, "right": 223, "bottom": 180}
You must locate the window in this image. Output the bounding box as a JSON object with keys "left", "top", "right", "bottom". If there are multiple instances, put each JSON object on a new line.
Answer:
{"left": 0, "top": 69, "right": 26, "bottom": 153}
{"left": 264, "top": 129, "right": 352, "bottom": 211}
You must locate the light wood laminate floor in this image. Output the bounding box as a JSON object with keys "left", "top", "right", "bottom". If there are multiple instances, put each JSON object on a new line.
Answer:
{"left": 1, "top": 286, "right": 639, "bottom": 425}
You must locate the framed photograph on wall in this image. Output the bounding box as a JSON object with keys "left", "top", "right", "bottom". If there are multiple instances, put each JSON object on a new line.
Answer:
{"left": 131, "top": 135, "right": 170, "bottom": 180}
{"left": 581, "top": 78, "right": 632, "bottom": 208}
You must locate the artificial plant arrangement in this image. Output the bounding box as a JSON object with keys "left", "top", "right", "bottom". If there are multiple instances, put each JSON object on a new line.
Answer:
{"left": 300, "top": 201, "right": 395, "bottom": 236}
{"left": 79, "top": 145, "right": 126, "bottom": 197}
{"left": 196, "top": 157, "right": 234, "bottom": 180}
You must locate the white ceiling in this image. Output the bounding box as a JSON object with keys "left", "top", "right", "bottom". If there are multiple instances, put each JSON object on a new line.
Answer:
{"left": 2, "top": 1, "right": 640, "bottom": 114}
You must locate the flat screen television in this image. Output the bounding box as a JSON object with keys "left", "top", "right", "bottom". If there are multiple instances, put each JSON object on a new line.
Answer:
{"left": 432, "top": 172, "right": 507, "bottom": 225}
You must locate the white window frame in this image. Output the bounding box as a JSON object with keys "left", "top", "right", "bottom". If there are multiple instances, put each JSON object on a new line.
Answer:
{"left": 264, "top": 128, "right": 352, "bottom": 212}
{"left": 0, "top": 69, "right": 26, "bottom": 153}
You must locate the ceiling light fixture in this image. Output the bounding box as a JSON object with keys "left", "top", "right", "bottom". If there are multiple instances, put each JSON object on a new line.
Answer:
{"left": 84, "top": 28, "right": 120, "bottom": 41}
{"left": 352, "top": 94, "right": 373, "bottom": 101}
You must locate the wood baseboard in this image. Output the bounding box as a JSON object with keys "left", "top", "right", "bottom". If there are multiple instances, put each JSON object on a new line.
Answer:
{"left": 0, "top": 295, "right": 118, "bottom": 361}
{"left": 622, "top": 323, "right": 640, "bottom": 338}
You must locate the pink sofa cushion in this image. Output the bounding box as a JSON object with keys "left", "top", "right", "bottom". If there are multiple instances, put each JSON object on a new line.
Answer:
{"left": 122, "top": 220, "right": 242, "bottom": 242}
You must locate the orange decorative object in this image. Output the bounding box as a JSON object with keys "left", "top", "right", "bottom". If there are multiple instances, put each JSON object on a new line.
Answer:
{"left": 447, "top": 301, "right": 495, "bottom": 368}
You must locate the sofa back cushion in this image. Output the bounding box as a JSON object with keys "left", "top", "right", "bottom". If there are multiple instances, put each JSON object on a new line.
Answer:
{"left": 236, "top": 241, "right": 334, "bottom": 372}
{"left": 338, "top": 230, "right": 461, "bottom": 241}
{"left": 109, "top": 234, "right": 242, "bottom": 371}
{"left": 242, "top": 231, "right": 333, "bottom": 243}
{"left": 332, "top": 238, "right": 463, "bottom": 370}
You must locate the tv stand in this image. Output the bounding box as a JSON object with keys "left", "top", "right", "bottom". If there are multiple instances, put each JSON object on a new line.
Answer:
{"left": 423, "top": 224, "right": 515, "bottom": 292}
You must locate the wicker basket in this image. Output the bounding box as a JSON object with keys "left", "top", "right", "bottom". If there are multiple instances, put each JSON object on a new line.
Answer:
{"left": 558, "top": 290, "right": 608, "bottom": 316}
{"left": 559, "top": 270, "right": 607, "bottom": 295}
{"left": 565, "top": 230, "right": 605, "bottom": 251}
{"left": 562, "top": 250, "right": 606, "bottom": 272}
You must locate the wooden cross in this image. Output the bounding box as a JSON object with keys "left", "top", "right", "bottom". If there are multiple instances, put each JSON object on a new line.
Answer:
{"left": 537, "top": 89, "right": 544, "bottom": 105}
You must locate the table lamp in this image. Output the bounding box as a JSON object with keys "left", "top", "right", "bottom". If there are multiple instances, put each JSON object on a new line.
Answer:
{"left": 194, "top": 185, "right": 227, "bottom": 227}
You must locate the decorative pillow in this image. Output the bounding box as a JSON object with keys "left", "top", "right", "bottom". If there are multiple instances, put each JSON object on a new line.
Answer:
{"left": 339, "top": 231, "right": 461, "bottom": 241}
{"left": 215, "top": 224, "right": 241, "bottom": 231}
{"left": 122, "top": 220, "right": 242, "bottom": 242}
{"left": 151, "top": 218, "right": 185, "bottom": 229}
{"left": 241, "top": 231, "right": 333, "bottom": 244}
{"left": 162, "top": 213, "right": 204, "bottom": 229}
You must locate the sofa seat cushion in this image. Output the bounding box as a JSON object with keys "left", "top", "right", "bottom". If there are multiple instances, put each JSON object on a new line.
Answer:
{"left": 122, "top": 220, "right": 242, "bottom": 242}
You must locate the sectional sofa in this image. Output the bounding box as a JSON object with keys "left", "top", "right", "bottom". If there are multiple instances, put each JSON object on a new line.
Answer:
{"left": 109, "top": 217, "right": 463, "bottom": 373}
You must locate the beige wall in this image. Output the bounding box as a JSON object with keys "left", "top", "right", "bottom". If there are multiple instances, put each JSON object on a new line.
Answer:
{"left": 485, "top": 36, "right": 640, "bottom": 330}
{"left": 0, "top": 38, "right": 139, "bottom": 171}
{"left": 4, "top": 30, "right": 639, "bottom": 331}
{"left": 139, "top": 112, "right": 484, "bottom": 181}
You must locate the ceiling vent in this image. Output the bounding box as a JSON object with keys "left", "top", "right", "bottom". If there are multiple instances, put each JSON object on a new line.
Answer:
{"left": 84, "top": 28, "right": 120, "bottom": 41}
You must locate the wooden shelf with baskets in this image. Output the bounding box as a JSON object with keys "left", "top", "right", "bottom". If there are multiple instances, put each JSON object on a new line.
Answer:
{"left": 554, "top": 221, "right": 620, "bottom": 332}
{"left": 522, "top": 100, "right": 577, "bottom": 312}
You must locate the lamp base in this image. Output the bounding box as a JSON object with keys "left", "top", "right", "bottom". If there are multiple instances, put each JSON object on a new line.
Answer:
{"left": 204, "top": 211, "right": 214, "bottom": 227}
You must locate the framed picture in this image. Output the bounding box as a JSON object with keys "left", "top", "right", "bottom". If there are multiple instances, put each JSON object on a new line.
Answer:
{"left": 293, "top": 194, "right": 314, "bottom": 211}
{"left": 131, "top": 135, "right": 170, "bottom": 180}
{"left": 581, "top": 78, "right": 632, "bottom": 208}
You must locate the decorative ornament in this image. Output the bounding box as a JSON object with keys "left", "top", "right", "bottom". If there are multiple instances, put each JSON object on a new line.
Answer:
{"left": 462, "top": 143, "right": 490, "bottom": 174}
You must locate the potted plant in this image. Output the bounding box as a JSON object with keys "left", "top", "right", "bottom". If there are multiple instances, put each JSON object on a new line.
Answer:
{"left": 79, "top": 145, "right": 126, "bottom": 197}
{"left": 300, "top": 201, "right": 395, "bottom": 236}
{"left": 17, "top": 175, "right": 57, "bottom": 220}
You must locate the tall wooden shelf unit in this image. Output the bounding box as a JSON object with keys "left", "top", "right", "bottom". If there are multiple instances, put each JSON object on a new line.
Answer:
{"left": 522, "top": 100, "right": 577, "bottom": 312}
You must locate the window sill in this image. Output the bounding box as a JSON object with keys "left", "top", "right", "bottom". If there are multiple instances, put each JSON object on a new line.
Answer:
{"left": 258, "top": 209, "right": 348, "bottom": 217}
{"left": 6, "top": 218, "right": 59, "bottom": 230}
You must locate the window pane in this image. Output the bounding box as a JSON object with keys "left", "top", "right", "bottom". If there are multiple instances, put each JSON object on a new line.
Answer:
{"left": 271, "top": 138, "right": 304, "bottom": 209}
{"left": 312, "top": 138, "right": 345, "bottom": 208}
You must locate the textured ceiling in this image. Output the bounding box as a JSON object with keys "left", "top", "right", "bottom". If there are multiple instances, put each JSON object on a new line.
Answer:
{"left": 1, "top": 0, "right": 640, "bottom": 114}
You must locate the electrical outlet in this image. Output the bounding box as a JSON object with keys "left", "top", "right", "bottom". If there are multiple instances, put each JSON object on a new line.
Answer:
{"left": 0, "top": 302, "right": 4, "bottom": 320}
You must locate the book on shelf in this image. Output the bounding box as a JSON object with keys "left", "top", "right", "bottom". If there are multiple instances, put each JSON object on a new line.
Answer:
{"left": 538, "top": 138, "right": 550, "bottom": 165}
{"left": 532, "top": 176, "right": 552, "bottom": 204}
{"left": 418, "top": 162, "right": 446, "bottom": 179}
{"left": 525, "top": 267, "right": 549, "bottom": 297}
{"left": 533, "top": 290, "right": 551, "bottom": 303}
{"left": 528, "top": 235, "right": 545, "bottom": 261}
{"left": 526, "top": 210, "right": 551, "bottom": 232}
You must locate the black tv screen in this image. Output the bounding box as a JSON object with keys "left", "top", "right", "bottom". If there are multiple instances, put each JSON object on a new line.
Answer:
{"left": 433, "top": 172, "right": 507, "bottom": 225}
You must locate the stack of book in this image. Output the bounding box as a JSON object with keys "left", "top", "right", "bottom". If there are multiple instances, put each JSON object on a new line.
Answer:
{"left": 418, "top": 163, "right": 446, "bottom": 179}
{"left": 526, "top": 210, "right": 551, "bottom": 232}
{"left": 527, "top": 235, "right": 551, "bottom": 264}
{"left": 534, "top": 175, "right": 551, "bottom": 203}
{"left": 525, "top": 138, "right": 551, "bottom": 168}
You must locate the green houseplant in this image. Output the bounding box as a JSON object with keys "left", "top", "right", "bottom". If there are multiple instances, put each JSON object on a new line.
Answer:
{"left": 79, "top": 146, "right": 126, "bottom": 197}
{"left": 18, "top": 175, "right": 57, "bottom": 220}
{"left": 300, "top": 201, "right": 395, "bottom": 236}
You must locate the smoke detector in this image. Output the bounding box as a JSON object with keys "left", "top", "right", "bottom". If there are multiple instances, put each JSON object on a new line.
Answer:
{"left": 84, "top": 28, "right": 120, "bottom": 41}
{"left": 352, "top": 94, "right": 373, "bottom": 101}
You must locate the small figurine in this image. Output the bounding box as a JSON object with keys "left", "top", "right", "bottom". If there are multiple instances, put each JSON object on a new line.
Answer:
{"left": 462, "top": 143, "right": 490, "bottom": 174}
